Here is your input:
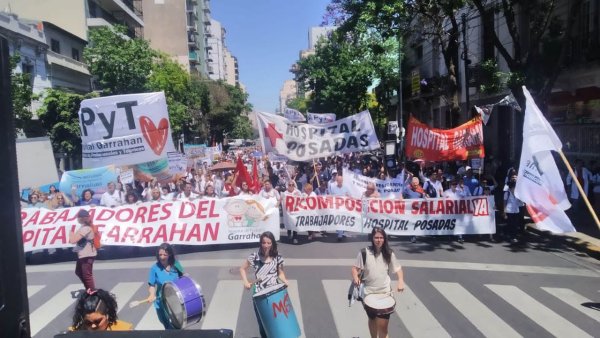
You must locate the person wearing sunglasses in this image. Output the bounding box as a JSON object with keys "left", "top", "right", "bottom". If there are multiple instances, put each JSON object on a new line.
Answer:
{"left": 71, "top": 288, "right": 132, "bottom": 331}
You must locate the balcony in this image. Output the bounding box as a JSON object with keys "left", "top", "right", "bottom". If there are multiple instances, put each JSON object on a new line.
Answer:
{"left": 189, "top": 51, "right": 198, "bottom": 61}
{"left": 94, "top": 0, "right": 144, "bottom": 27}
{"left": 46, "top": 50, "right": 90, "bottom": 75}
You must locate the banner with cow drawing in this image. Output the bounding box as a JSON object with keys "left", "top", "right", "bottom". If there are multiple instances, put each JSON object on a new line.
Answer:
{"left": 78, "top": 92, "right": 177, "bottom": 168}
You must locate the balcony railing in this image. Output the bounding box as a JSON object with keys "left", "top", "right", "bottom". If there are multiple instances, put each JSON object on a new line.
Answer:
{"left": 554, "top": 123, "right": 600, "bottom": 156}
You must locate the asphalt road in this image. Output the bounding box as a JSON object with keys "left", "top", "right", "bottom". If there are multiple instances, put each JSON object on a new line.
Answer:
{"left": 26, "top": 230, "right": 600, "bottom": 338}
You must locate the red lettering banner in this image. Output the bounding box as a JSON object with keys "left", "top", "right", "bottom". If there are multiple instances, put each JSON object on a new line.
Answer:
{"left": 405, "top": 116, "right": 485, "bottom": 161}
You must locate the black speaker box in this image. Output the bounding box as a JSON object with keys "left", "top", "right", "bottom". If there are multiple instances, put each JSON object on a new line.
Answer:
{"left": 54, "top": 329, "right": 233, "bottom": 338}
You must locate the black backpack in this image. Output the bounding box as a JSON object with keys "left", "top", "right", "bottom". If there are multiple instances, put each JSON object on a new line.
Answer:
{"left": 424, "top": 181, "right": 437, "bottom": 198}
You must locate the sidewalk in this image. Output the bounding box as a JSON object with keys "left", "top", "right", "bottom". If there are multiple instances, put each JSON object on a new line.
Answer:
{"left": 526, "top": 223, "right": 600, "bottom": 260}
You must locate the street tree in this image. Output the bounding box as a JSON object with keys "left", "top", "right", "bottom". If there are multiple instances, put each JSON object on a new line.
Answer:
{"left": 36, "top": 89, "right": 98, "bottom": 158}
{"left": 470, "top": 0, "right": 584, "bottom": 107}
{"left": 10, "top": 53, "right": 37, "bottom": 135}
{"left": 84, "top": 25, "right": 156, "bottom": 95}
{"left": 146, "top": 53, "right": 194, "bottom": 138}
{"left": 205, "top": 81, "right": 252, "bottom": 143}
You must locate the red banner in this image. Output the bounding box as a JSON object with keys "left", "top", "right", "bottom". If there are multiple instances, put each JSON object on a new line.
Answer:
{"left": 405, "top": 116, "right": 484, "bottom": 161}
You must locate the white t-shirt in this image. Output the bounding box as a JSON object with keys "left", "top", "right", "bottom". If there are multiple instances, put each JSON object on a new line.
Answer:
{"left": 354, "top": 248, "right": 401, "bottom": 296}
{"left": 100, "top": 190, "right": 124, "bottom": 207}
{"left": 330, "top": 184, "right": 349, "bottom": 197}
{"left": 504, "top": 190, "right": 524, "bottom": 213}
{"left": 259, "top": 188, "right": 281, "bottom": 203}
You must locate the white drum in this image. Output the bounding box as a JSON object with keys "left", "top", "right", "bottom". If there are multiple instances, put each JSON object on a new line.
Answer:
{"left": 363, "top": 293, "right": 396, "bottom": 316}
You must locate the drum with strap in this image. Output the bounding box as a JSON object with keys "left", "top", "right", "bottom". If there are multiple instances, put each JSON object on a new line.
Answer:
{"left": 161, "top": 276, "right": 206, "bottom": 329}
{"left": 363, "top": 293, "right": 396, "bottom": 317}
{"left": 253, "top": 283, "right": 301, "bottom": 338}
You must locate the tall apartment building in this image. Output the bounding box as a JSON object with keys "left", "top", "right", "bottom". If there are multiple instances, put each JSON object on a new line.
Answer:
{"left": 0, "top": 0, "right": 144, "bottom": 40}
{"left": 206, "top": 18, "right": 224, "bottom": 80}
{"left": 142, "top": 0, "right": 210, "bottom": 76}
{"left": 223, "top": 48, "right": 238, "bottom": 86}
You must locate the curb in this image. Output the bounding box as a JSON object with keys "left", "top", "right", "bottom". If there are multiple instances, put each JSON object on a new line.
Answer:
{"left": 526, "top": 223, "right": 600, "bottom": 260}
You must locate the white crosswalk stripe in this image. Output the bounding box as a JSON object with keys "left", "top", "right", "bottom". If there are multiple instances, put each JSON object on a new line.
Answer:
{"left": 541, "top": 287, "right": 600, "bottom": 323}
{"left": 29, "top": 283, "right": 81, "bottom": 336}
{"left": 487, "top": 284, "right": 593, "bottom": 338}
{"left": 26, "top": 280, "right": 598, "bottom": 338}
{"left": 201, "top": 280, "right": 244, "bottom": 331}
{"left": 27, "top": 285, "right": 45, "bottom": 297}
{"left": 396, "top": 284, "right": 451, "bottom": 338}
{"left": 432, "top": 282, "right": 522, "bottom": 338}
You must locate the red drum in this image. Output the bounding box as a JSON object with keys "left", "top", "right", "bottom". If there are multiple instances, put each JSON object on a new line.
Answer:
{"left": 363, "top": 293, "right": 396, "bottom": 316}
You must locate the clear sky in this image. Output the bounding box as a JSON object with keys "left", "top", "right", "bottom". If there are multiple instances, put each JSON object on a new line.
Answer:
{"left": 210, "top": 0, "right": 332, "bottom": 113}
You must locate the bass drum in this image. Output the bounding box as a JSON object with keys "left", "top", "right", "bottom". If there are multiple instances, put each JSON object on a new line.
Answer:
{"left": 161, "top": 276, "right": 206, "bottom": 329}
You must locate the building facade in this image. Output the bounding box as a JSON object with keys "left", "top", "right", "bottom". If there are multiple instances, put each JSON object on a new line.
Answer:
{"left": 279, "top": 79, "right": 297, "bottom": 113}
{"left": 0, "top": 0, "right": 144, "bottom": 40}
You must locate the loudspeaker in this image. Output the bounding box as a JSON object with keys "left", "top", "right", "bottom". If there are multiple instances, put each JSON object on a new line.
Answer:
{"left": 54, "top": 329, "right": 233, "bottom": 337}
{"left": 0, "top": 36, "right": 31, "bottom": 338}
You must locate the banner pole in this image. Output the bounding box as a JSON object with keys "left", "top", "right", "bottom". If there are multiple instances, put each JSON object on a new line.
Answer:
{"left": 558, "top": 150, "right": 600, "bottom": 230}
{"left": 312, "top": 159, "right": 321, "bottom": 188}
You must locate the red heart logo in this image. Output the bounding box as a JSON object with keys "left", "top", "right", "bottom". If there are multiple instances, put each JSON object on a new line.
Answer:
{"left": 139, "top": 116, "right": 169, "bottom": 156}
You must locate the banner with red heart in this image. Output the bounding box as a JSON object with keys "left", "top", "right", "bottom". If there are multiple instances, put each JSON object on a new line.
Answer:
{"left": 139, "top": 116, "right": 169, "bottom": 156}
{"left": 79, "top": 92, "right": 177, "bottom": 168}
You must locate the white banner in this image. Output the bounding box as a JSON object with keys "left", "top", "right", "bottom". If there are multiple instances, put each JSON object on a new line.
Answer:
{"left": 282, "top": 194, "right": 496, "bottom": 235}
{"left": 342, "top": 168, "right": 404, "bottom": 199}
{"left": 307, "top": 112, "right": 336, "bottom": 124}
{"left": 119, "top": 169, "right": 134, "bottom": 185}
{"left": 284, "top": 108, "right": 306, "bottom": 122}
{"left": 167, "top": 152, "right": 187, "bottom": 176}
{"left": 79, "top": 92, "right": 177, "bottom": 168}
{"left": 21, "top": 196, "right": 280, "bottom": 252}
{"left": 256, "top": 110, "right": 380, "bottom": 161}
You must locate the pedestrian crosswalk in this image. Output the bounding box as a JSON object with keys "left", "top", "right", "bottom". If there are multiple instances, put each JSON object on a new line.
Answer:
{"left": 27, "top": 279, "right": 599, "bottom": 337}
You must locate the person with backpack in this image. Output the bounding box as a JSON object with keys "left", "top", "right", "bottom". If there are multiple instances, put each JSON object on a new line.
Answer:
{"left": 351, "top": 227, "right": 405, "bottom": 338}
{"left": 69, "top": 209, "right": 97, "bottom": 290}
{"left": 423, "top": 171, "right": 443, "bottom": 198}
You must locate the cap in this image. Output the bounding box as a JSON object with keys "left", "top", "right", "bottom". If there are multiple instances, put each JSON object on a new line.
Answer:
{"left": 77, "top": 209, "right": 90, "bottom": 218}
{"left": 332, "top": 169, "right": 338, "bottom": 174}
{"left": 465, "top": 166, "right": 472, "bottom": 171}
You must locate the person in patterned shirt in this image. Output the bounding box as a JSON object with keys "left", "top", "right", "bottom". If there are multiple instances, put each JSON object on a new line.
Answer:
{"left": 239, "top": 231, "right": 289, "bottom": 338}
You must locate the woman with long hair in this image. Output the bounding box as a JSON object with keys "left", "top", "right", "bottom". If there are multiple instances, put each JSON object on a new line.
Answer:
{"left": 69, "top": 209, "right": 97, "bottom": 290}
{"left": 145, "top": 243, "right": 184, "bottom": 329}
{"left": 240, "top": 231, "right": 289, "bottom": 338}
{"left": 351, "top": 227, "right": 405, "bottom": 338}
{"left": 71, "top": 288, "right": 132, "bottom": 331}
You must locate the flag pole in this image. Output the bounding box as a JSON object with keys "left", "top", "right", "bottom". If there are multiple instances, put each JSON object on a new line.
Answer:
{"left": 557, "top": 150, "right": 600, "bottom": 230}
{"left": 312, "top": 159, "right": 321, "bottom": 188}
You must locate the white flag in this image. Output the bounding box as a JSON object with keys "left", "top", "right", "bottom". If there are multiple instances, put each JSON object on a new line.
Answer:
{"left": 307, "top": 112, "right": 336, "bottom": 124}
{"left": 283, "top": 108, "right": 306, "bottom": 122}
{"left": 474, "top": 105, "right": 493, "bottom": 125}
{"left": 515, "top": 87, "right": 574, "bottom": 233}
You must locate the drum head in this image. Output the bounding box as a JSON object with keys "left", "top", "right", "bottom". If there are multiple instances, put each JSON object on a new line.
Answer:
{"left": 162, "top": 283, "right": 185, "bottom": 328}
{"left": 253, "top": 283, "right": 286, "bottom": 298}
{"left": 364, "top": 293, "right": 396, "bottom": 309}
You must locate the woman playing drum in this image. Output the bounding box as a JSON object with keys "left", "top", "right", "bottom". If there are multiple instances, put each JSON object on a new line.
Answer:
{"left": 146, "top": 243, "right": 184, "bottom": 329}
{"left": 352, "top": 227, "right": 405, "bottom": 338}
{"left": 240, "top": 231, "right": 290, "bottom": 338}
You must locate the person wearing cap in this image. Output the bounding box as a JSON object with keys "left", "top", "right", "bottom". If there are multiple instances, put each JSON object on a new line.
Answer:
{"left": 330, "top": 174, "right": 350, "bottom": 241}
{"left": 328, "top": 169, "right": 338, "bottom": 191}
{"left": 69, "top": 209, "right": 97, "bottom": 290}
{"left": 462, "top": 166, "right": 479, "bottom": 195}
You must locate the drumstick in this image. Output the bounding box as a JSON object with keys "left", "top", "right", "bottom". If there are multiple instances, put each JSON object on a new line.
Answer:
{"left": 129, "top": 298, "right": 151, "bottom": 308}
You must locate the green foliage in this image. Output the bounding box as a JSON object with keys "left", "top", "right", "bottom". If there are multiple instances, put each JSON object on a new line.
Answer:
{"left": 9, "top": 53, "right": 38, "bottom": 132}
{"left": 478, "top": 59, "right": 507, "bottom": 95}
{"left": 205, "top": 81, "right": 252, "bottom": 142}
{"left": 146, "top": 54, "right": 194, "bottom": 138}
{"left": 37, "top": 89, "right": 98, "bottom": 156}
{"left": 231, "top": 115, "right": 254, "bottom": 139}
{"left": 84, "top": 25, "right": 156, "bottom": 95}
{"left": 286, "top": 96, "right": 310, "bottom": 112}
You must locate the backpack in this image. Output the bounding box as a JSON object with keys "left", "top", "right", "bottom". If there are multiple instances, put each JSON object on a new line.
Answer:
{"left": 424, "top": 181, "right": 437, "bottom": 198}
{"left": 90, "top": 224, "right": 102, "bottom": 250}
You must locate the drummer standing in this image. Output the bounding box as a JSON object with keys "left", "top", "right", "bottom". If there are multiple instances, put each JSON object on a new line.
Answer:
{"left": 146, "top": 243, "right": 184, "bottom": 329}
{"left": 351, "top": 227, "right": 405, "bottom": 338}
{"left": 240, "top": 231, "right": 289, "bottom": 338}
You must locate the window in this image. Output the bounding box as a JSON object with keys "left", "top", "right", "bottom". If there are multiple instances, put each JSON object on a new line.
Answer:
{"left": 72, "top": 48, "right": 80, "bottom": 61}
{"left": 482, "top": 9, "right": 495, "bottom": 61}
{"left": 50, "top": 39, "right": 60, "bottom": 53}
{"left": 22, "top": 63, "right": 34, "bottom": 87}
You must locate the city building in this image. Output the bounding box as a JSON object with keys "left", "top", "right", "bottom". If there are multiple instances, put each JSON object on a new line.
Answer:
{"left": 0, "top": 0, "right": 144, "bottom": 40}
{"left": 142, "top": 0, "right": 212, "bottom": 76}
{"left": 404, "top": 1, "right": 600, "bottom": 162}
{"left": 223, "top": 48, "right": 238, "bottom": 86}
{"left": 206, "top": 18, "right": 224, "bottom": 80}
{"left": 0, "top": 11, "right": 49, "bottom": 113}
{"left": 279, "top": 79, "right": 297, "bottom": 113}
